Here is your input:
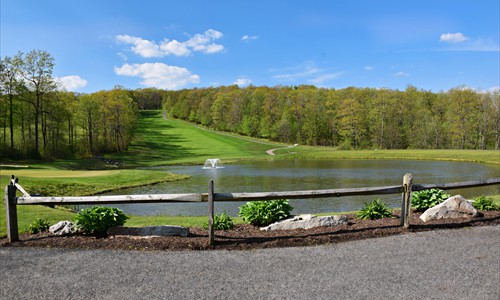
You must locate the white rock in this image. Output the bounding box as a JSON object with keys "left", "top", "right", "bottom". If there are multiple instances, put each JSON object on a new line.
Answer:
{"left": 49, "top": 221, "right": 77, "bottom": 235}
{"left": 420, "top": 195, "right": 478, "bottom": 222}
{"left": 260, "top": 214, "right": 348, "bottom": 231}
{"left": 107, "top": 226, "right": 189, "bottom": 237}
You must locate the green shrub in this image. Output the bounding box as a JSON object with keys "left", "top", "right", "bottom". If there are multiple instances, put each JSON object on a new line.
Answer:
{"left": 472, "top": 196, "right": 499, "bottom": 211}
{"left": 239, "top": 199, "right": 293, "bottom": 226}
{"left": 204, "top": 211, "right": 235, "bottom": 230}
{"left": 73, "top": 206, "right": 129, "bottom": 236}
{"left": 411, "top": 189, "right": 450, "bottom": 211}
{"left": 356, "top": 199, "right": 393, "bottom": 220}
{"left": 28, "top": 218, "right": 51, "bottom": 234}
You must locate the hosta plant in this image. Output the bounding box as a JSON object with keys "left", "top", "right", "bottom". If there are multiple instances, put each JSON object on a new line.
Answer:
{"left": 28, "top": 218, "right": 51, "bottom": 234}
{"left": 204, "top": 211, "right": 235, "bottom": 230}
{"left": 472, "top": 196, "right": 498, "bottom": 211}
{"left": 411, "top": 189, "right": 450, "bottom": 211}
{"left": 356, "top": 199, "right": 393, "bottom": 220}
{"left": 73, "top": 206, "right": 129, "bottom": 237}
{"left": 239, "top": 199, "right": 293, "bottom": 226}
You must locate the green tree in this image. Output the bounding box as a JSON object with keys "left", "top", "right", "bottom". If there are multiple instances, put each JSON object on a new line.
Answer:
{"left": 76, "top": 94, "right": 102, "bottom": 155}
{"left": 447, "top": 87, "right": 482, "bottom": 149}
{"left": 0, "top": 53, "right": 23, "bottom": 151}
{"left": 18, "top": 50, "right": 56, "bottom": 157}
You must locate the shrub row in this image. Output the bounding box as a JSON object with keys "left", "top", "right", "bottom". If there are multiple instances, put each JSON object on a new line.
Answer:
{"left": 27, "top": 192, "right": 497, "bottom": 236}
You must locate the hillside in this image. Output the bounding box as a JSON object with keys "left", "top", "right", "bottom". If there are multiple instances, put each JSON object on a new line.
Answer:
{"left": 111, "top": 111, "right": 279, "bottom": 166}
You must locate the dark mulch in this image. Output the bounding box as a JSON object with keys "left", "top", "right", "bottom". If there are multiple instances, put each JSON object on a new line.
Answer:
{"left": 2, "top": 210, "right": 499, "bottom": 251}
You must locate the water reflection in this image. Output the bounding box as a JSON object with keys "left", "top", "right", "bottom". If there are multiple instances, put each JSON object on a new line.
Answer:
{"left": 98, "top": 160, "right": 499, "bottom": 216}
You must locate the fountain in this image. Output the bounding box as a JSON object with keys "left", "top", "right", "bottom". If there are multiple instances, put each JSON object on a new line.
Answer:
{"left": 203, "top": 158, "right": 224, "bottom": 169}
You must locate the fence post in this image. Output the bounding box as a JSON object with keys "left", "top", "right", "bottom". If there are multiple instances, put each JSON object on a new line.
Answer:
{"left": 208, "top": 180, "right": 215, "bottom": 246}
{"left": 401, "top": 173, "right": 413, "bottom": 228}
{"left": 5, "top": 175, "right": 19, "bottom": 242}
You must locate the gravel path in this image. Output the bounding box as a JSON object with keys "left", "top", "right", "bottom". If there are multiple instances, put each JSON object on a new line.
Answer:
{"left": 1, "top": 225, "right": 499, "bottom": 300}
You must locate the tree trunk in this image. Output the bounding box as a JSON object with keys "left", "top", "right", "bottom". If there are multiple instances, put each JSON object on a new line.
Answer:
{"left": 9, "top": 95, "right": 14, "bottom": 150}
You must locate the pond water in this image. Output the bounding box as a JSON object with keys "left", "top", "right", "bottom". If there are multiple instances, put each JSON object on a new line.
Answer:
{"left": 100, "top": 159, "right": 499, "bottom": 216}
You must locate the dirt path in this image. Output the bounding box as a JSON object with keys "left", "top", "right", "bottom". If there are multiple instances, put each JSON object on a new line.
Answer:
{"left": 266, "top": 148, "right": 278, "bottom": 155}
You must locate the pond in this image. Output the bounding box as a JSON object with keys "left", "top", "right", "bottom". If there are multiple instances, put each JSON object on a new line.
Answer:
{"left": 101, "top": 159, "right": 499, "bottom": 216}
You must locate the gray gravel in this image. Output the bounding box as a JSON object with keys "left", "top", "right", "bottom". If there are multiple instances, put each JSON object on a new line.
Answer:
{"left": 1, "top": 225, "right": 499, "bottom": 300}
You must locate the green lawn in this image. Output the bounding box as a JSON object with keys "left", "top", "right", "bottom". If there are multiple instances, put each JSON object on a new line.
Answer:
{"left": 275, "top": 147, "right": 500, "bottom": 165}
{"left": 0, "top": 168, "right": 188, "bottom": 237}
{"left": 110, "top": 110, "right": 276, "bottom": 166}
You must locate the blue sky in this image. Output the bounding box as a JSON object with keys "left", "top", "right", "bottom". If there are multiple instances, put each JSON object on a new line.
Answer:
{"left": 1, "top": 0, "right": 499, "bottom": 93}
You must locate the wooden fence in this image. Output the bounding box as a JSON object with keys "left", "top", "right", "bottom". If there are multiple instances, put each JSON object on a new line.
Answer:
{"left": 4, "top": 174, "right": 500, "bottom": 245}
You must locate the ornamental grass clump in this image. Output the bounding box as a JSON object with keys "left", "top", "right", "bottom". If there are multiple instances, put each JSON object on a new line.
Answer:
{"left": 411, "top": 189, "right": 450, "bottom": 212}
{"left": 472, "top": 196, "right": 499, "bottom": 211}
{"left": 73, "top": 206, "right": 129, "bottom": 237}
{"left": 239, "top": 199, "right": 293, "bottom": 226}
{"left": 356, "top": 199, "right": 393, "bottom": 220}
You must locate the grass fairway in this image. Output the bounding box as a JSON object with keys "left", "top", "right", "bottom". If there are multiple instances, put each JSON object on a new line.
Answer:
{"left": 110, "top": 110, "right": 276, "bottom": 166}
{"left": 0, "top": 169, "right": 189, "bottom": 197}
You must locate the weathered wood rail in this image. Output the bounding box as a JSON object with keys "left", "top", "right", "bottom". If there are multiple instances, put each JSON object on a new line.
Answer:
{"left": 4, "top": 175, "right": 500, "bottom": 244}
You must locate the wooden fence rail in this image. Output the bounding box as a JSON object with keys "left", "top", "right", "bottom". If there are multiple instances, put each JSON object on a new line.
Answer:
{"left": 4, "top": 175, "right": 500, "bottom": 244}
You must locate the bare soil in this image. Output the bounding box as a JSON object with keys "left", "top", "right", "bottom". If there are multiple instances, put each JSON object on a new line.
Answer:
{"left": 2, "top": 210, "right": 499, "bottom": 251}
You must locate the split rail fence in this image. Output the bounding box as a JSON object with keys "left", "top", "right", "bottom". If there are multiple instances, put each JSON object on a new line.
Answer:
{"left": 4, "top": 174, "right": 500, "bottom": 245}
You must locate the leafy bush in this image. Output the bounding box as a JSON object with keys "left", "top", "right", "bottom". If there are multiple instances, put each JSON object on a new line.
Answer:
{"left": 411, "top": 189, "right": 450, "bottom": 211}
{"left": 472, "top": 196, "right": 499, "bottom": 211}
{"left": 204, "top": 211, "right": 235, "bottom": 230}
{"left": 239, "top": 199, "right": 293, "bottom": 226}
{"left": 73, "top": 206, "right": 129, "bottom": 236}
{"left": 356, "top": 199, "right": 393, "bottom": 220}
{"left": 28, "top": 218, "right": 51, "bottom": 234}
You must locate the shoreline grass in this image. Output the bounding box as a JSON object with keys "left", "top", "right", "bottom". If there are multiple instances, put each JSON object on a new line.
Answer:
{"left": 274, "top": 147, "right": 500, "bottom": 165}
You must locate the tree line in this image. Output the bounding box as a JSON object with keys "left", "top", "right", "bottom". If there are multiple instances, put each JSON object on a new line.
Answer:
{"left": 162, "top": 85, "right": 499, "bottom": 150}
{"left": 0, "top": 50, "right": 138, "bottom": 159}
{"left": 2, "top": 50, "right": 499, "bottom": 160}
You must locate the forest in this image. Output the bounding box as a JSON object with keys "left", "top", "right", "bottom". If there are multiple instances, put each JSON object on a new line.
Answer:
{"left": 1, "top": 50, "right": 499, "bottom": 160}
{"left": 162, "top": 84, "right": 499, "bottom": 150}
{"left": 0, "top": 50, "right": 139, "bottom": 159}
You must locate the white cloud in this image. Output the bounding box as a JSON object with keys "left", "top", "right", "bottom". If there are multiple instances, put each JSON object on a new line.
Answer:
{"left": 272, "top": 63, "right": 322, "bottom": 81}
{"left": 117, "top": 52, "right": 128, "bottom": 61}
{"left": 159, "top": 39, "right": 191, "bottom": 56}
{"left": 272, "top": 61, "right": 343, "bottom": 85}
{"left": 233, "top": 77, "right": 252, "bottom": 87}
{"left": 114, "top": 63, "right": 200, "bottom": 90}
{"left": 364, "top": 65, "right": 375, "bottom": 71}
{"left": 241, "top": 35, "right": 258, "bottom": 42}
{"left": 116, "top": 29, "right": 224, "bottom": 57}
{"left": 308, "top": 72, "right": 345, "bottom": 84}
{"left": 488, "top": 86, "right": 500, "bottom": 93}
{"left": 439, "top": 32, "right": 468, "bottom": 43}
{"left": 184, "top": 29, "right": 225, "bottom": 54}
{"left": 435, "top": 34, "right": 499, "bottom": 52}
{"left": 116, "top": 35, "right": 163, "bottom": 57}
{"left": 394, "top": 71, "right": 410, "bottom": 77}
{"left": 55, "top": 75, "right": 88, "bottom": 91}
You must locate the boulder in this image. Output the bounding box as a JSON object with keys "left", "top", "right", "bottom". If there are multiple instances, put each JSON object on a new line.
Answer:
{"left": 49, "top": 221, "right": 77, "bottom": 236}
{"left": 260, "top": 214, "right": 348, "bottom": 231}
{"left": 420, "top": 195, "right": 478, "bottom": 222}
{"left": 107, "top": 225, "right": 189, "bottom": 237}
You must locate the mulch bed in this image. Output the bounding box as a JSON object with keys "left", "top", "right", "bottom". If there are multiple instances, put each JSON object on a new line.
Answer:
{"left": 2, "top": 210, "right": 499, "bottom": 251}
